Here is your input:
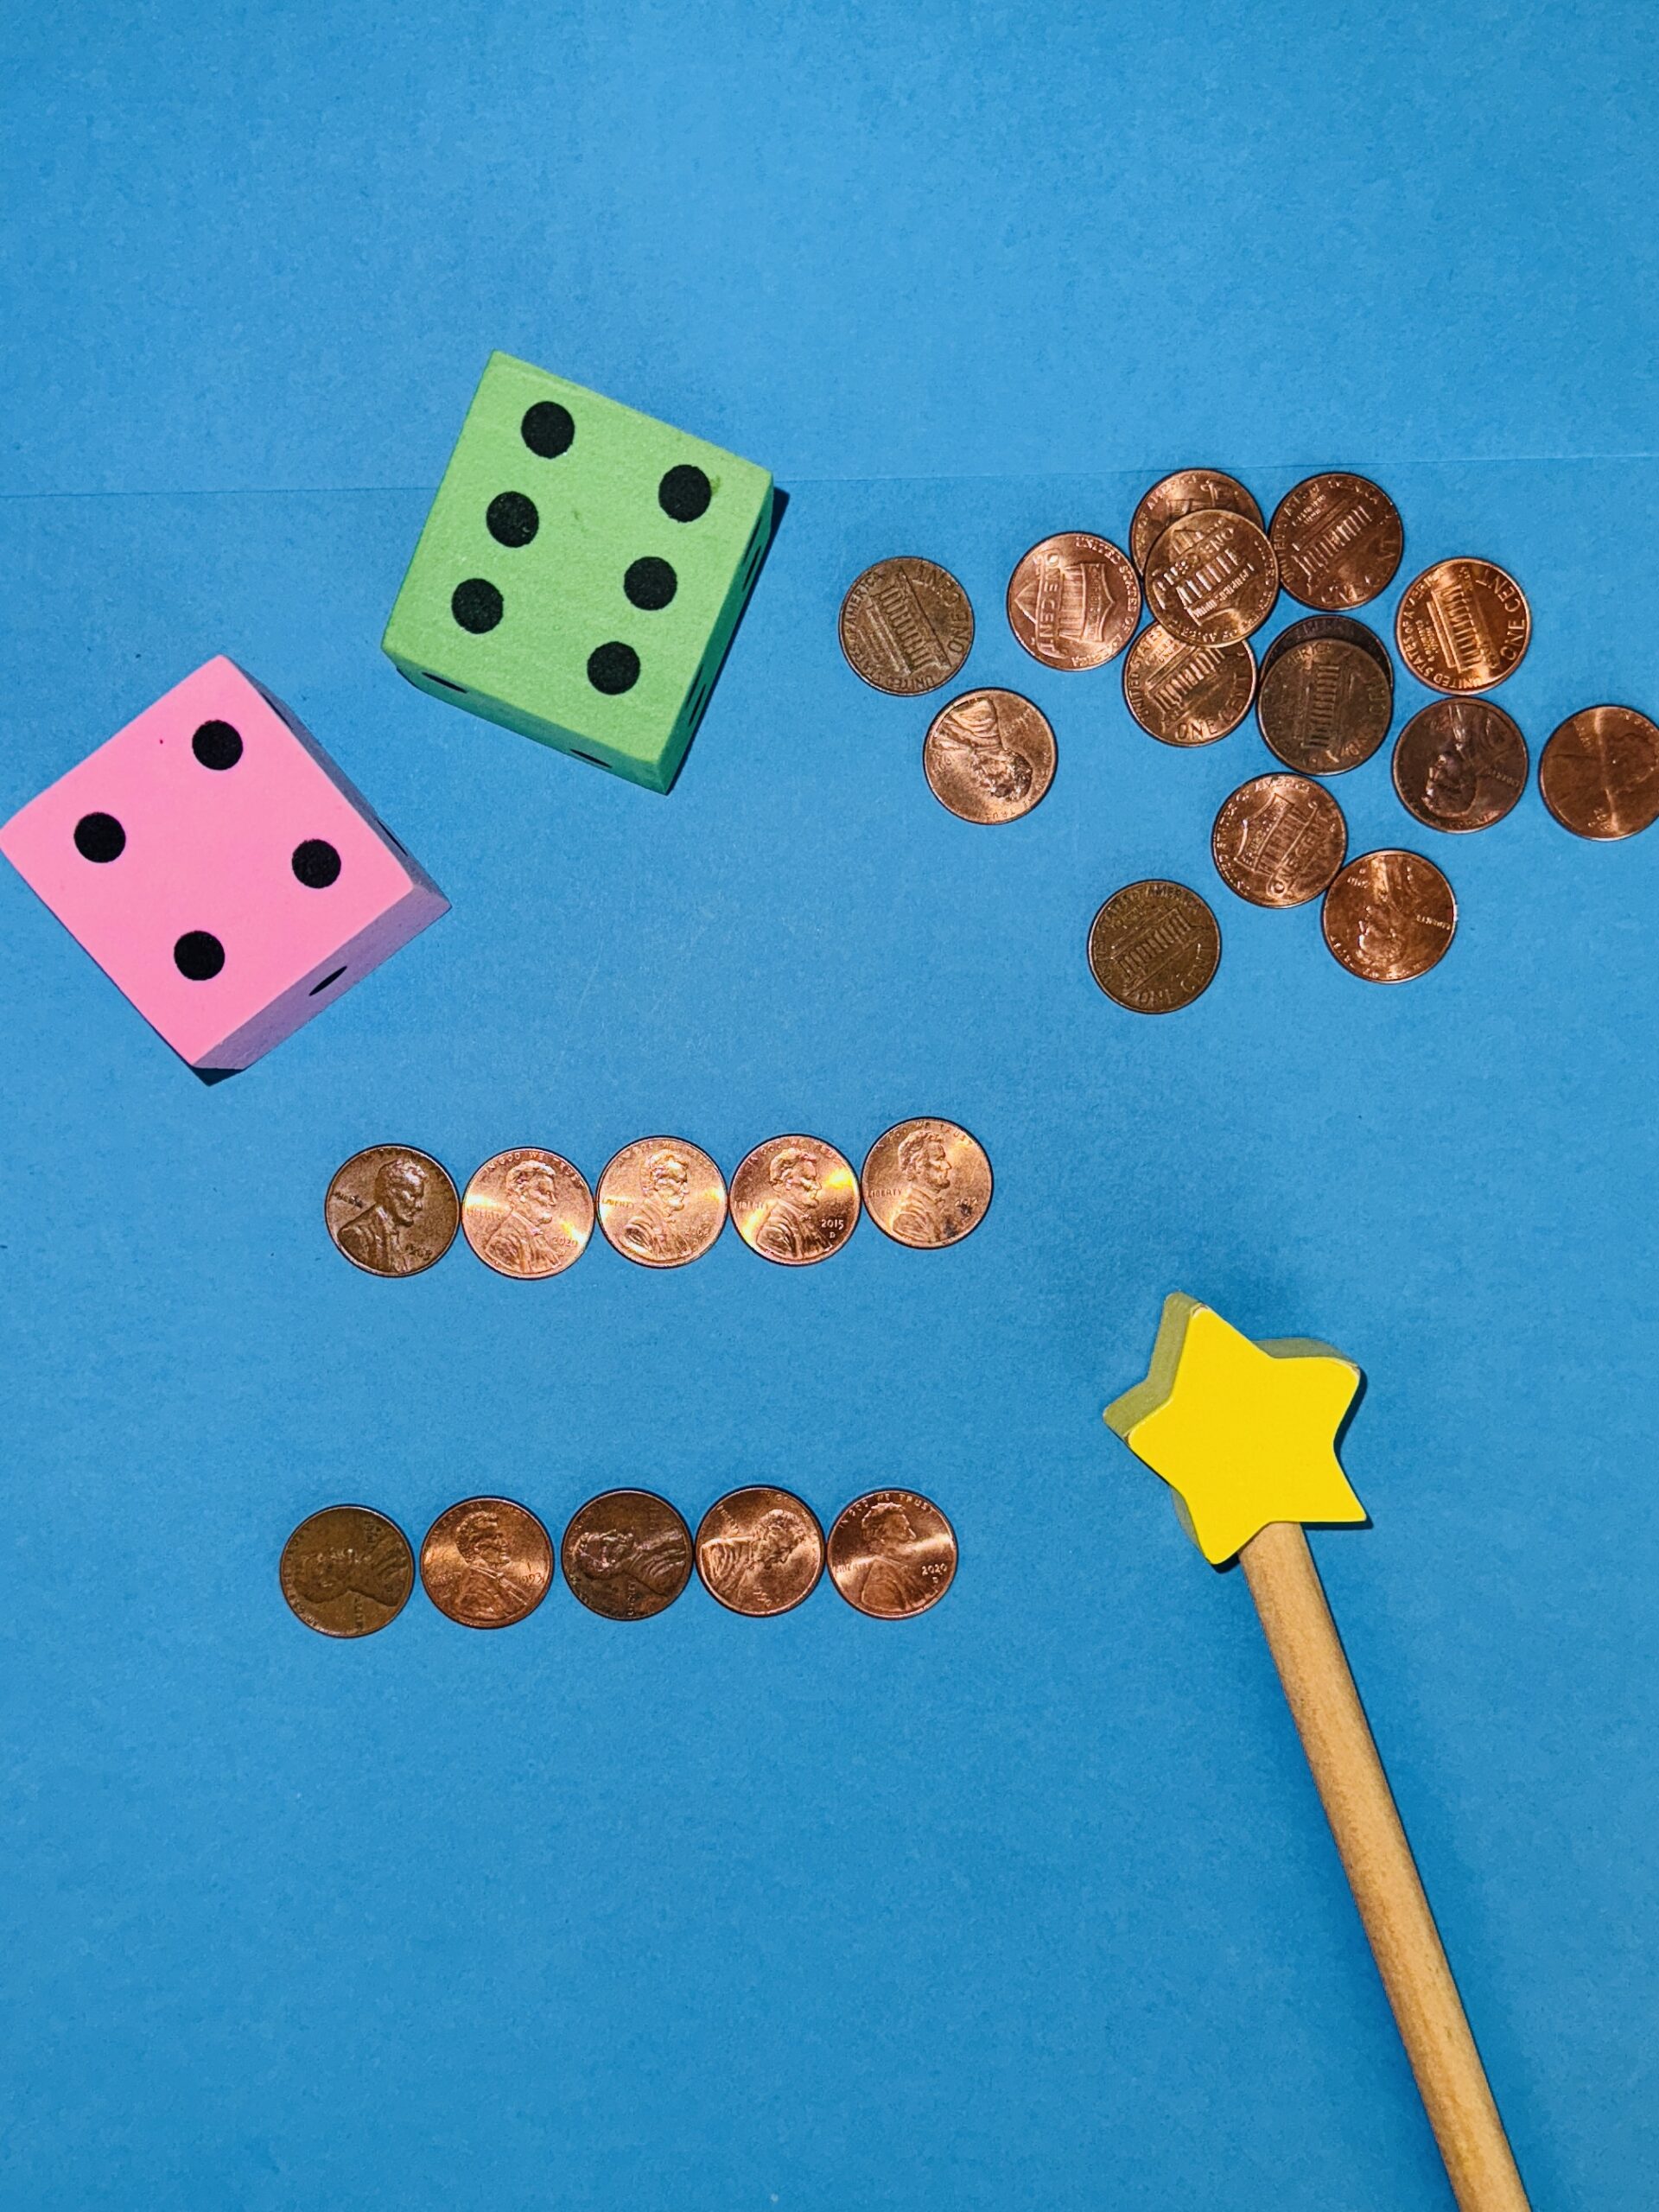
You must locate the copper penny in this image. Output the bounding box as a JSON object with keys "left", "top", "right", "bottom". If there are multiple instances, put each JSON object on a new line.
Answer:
{"left": 838, "top": 557, "right": 974, "bottom": 696}
{"left": 861, "top": 1118, "right": 993, "bottom": 1249}
{"left": 1257, "top": 619, "right": 1393, "bottom": 774}
{"left": 1143, "top": 508, "right": 1279, "bottom": 646}
{"left": 1088, "top": 880, "right": 1221, "bottom": 1014}
{"left": 1393, "top": 698, "right": 1529, "bottom": 833}
{"left": 280, "top": 1505, "right": 414, "bottom": 1638}
{"left": 462, "top": 1147, "right": 594, "bottom": 1278}
{"left": 1322, "top": 850, "right": 1457, "bottom": 982}
{"left": 597, "top": 1137, "right": 727, "bottom": 1268}
{"left": 325, "top": 1145, "right": 459, "bottom": 1278}
{"left": 1269, "top": 474, "right": 1403, "bottom": 609}
{"left": 1006, "top": 532, "right": 1140, "bottom": 670}
{"left": 562, "top": 1491, "right": 693, "bottom": 1621}
{"left": 827, "top": 1491, "right": 957, "bottom": 1619}
{"left": 923, "top": 689, "right": 1056, "bottom": 823}
{"left": 695, "top": 1487, "right": 825, "bottom": 1617}
{"left": 729, "top": 1135, "right": 860, "bottom": 1265}
{"left": 1211, "top": 774, "right": 1347, "bottom": 907}
{"left": 420, "top": 1497, "right": 554, "bottom": 1630}
{"left": 1129, "top": 469, "right": 1263, "bottom": 575}
{"left": 1539, "top": 706, "right": 1659, "bottom": 840}
{"left": 1122, "top": 624, "right": 1256, "bottom": 747}
{"left": 1395, "top": 559, "right": 1529, "bottom": 691}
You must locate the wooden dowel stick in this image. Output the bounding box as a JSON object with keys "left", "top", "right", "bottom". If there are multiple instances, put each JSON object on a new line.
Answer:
{"left": 1238, "top": 1521, "right": 1530, "bottom": 2212}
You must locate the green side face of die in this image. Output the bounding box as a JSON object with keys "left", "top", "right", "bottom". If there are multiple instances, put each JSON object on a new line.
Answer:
{"left": 382, "top": 353, "right": 774, "bottom": 793}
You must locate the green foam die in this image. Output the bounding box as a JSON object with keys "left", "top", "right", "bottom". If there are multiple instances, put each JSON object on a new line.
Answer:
{"left": 383, "top": 353, "right": 774, "bottom": 793}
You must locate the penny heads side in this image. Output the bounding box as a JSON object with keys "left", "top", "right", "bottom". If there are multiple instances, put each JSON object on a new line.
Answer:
{"left": 1393, "top": 698, "right": 1529, "bottom": 833}
{"left": 597, "top": 1137, "right": 728, "bottom": 1267}
{"left": 281, "top": 1506, "right": 415, "bottom": 1637}
{"left": 861, "top": 1118, "right": 993, "bottom": 1249}
{"left": 924, "top": 690, "right": 1056, "bottom": 823}
{"left": 326, "top": 1146, "right": 460, "bottom": 1278}
{"left": 695, "top": 1487, "right": 825, "bottom": 1617}
{"left": 420, "top": 1497, "right": 555, "bottom": 1629}
{"left": 462, "top": 1147, "right": 594, "bottom": 1278}
{"left": 729, "top": 1135, "right": 861, "bottom": 1265}
{"left": 1321, "top": 850, "right": 1458, "bottom": 982}
{"left": 562, "top": 1490, "right": 694, "bottom": 1620}
{"left": 828, "top": 1491, "right": 957, "bottom": 1619}
{"left": 1539, "top": 706, "right": 1659, "bottom": 840}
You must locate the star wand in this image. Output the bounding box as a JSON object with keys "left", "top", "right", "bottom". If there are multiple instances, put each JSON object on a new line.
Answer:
{"left": 1105, "top": 1294, "right": 1530, "bottom": 2212}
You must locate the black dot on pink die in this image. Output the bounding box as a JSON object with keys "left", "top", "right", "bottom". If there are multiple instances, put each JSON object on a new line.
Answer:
{"left": 193, "top": 721, "right": 243, "bottom": 770}
{"left": 625, "top": 556, "right": 677, "bottom": 610}
{"left": 292, "top": 839, "right": 341, "bottom": 888}
{"left": 521, "top": 401, "right": 575, "bottom": 459}
{"left": 588, "top": 642, "right": 640, "bottom": 695}
{"left": 487, "top": 493, "right": 538, "bottom": 548}
{"left": 175, "top": 931, "right": 225, "bottom": 981}
{"left": 73, "top": 811, "right": 125, "bottom": 862}
{"left": 452, "top": 579, "right": 503, "bottom": 632}
{"left": 308, "top": 965, "right": 347, "bottom": 996}
{"left": 658, "top": 465, "right": 711, "bottom": 522}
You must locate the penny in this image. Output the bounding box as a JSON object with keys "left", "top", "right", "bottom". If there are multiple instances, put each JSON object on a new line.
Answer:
{"left": 280, "top": 1505, "right": 414, "bottom": 1638}
{"left": 1395, "top": 559, "right": 1529, "bottom": 692}
{"left": 1269, "top": 474, "right": 1404, "bottom": 610}
{"left": 1006, "top": 532, "right": 1140, "bottom": 670}
{"left": 695, "top": 1487, "right": 825, "bottom": 1617}
{"left": 838, "top": 556, "right": 975, "bottom": 696}
{"left": 1393, "top": 698, "right": 1529, "bottom": 833}
{"left": 861, "top": 1117, "right": 993, "bottom": 1249}
{"left": 827, "top": 1491, "right": 957, "bottom": 1620}
{"left": 1088, "top": 880, "right": 1221, "bottom": 1014}
{"left": 1129, "top": 469, "right": 1263, "bottom": 575}
{"left": 562, "top": 1491, "right": 693, "bottom": 1621}
{"left": 923, "top": 690, "right": 1056, "bottom": 823}
{"left": 1143, "top": 508, "right": 1279, "bottom": 646}
{"left": 597, "top": 1137, "right": 727, "bottom": 1268}
{"left": 420, "top": 1497, "right": 553, "bottom": 1630}
{"left": 1211, "top": 774, "right": 1347, "bottom": 906}
{"left": 1122, "top": 624, "right": 1256, "bottom": 747}
{"left": 462, "top": 1147, "right": 594, "bottom": 1278}
{"left": 1321, "top": 850, "right": 1457, "bottom": 982}
{"left": 1256, "top": 620, "right": 1393, "bottom": 775}
{"left": 325, "top": 1145, "right": 459, "bottom": 1278}
{"left": 1539, "top": 705, "right": 1659, "bottom": 841}
{"left": 729, "top": 1135, "right": 860, "bottom": 1265}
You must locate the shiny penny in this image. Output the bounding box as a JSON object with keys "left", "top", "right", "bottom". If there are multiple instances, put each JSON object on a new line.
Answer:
{"left": 924, "top": 689, "right": 1056, "bottom": 823}
{"left": 1395, "top": 559, "right": 1529, "bottom": 692}
{"left": 1143, "top": 507, "right": 1279, "bottom": 646}
{"left": 1211, "top": 774, "right": 1347, "bottom": 907}
{"left": 1257, "top": 620, "right": 1393, "bottom": 775}
{"left": 1122, "top": 624, "right": 1256, "bottom": 747}
{"left": 1088, "top": 880, "right": 1221, "bottom": 1014}
{"left": 280, "top": 1505, "right": 414, "bottom": 1638}
{"left": 1539, "top": 705, "right": 1659, "bottom": 841}
{"left": 1006, "top": 532, "right": 1140, "bottom": 670}
{"left": 861, "top": 1117, "right": 993, "bottom": 1249}
{"left": 325, "top": 1145, "right": 459, "bottom": 1278}
{"left": 462, "top": 1147, "right": 594, "bottom": 1278}
{"left": 1393, "top": 698, "right": 1529, "bottom": 833}
{"left": 597, "top": 1137, "right": 727, "bottom": 1268}
{"left": 562, "top": 1490, "right": 693, "bottom": 1621}
{"left": 838, "top": 556, "right": 975, "bottom": 696}
{"left": 420, "top": 1497, "right": 554, "bottom": 1630}
{"left": 1269, "top": 474, "right": 1404, "bottom": 610}
{"left": 828, "top": 1491, "right": 957, "bottom": 1620}
{"left": 1129, "top": 469, "right": 1263, "bottom": 575}
{"left": 730, "top": 1135, "right": 860, "bottom": 1265}
{"left": 695, "top": 1487, "right": 825, "bottom": 1617}
{"left": 1322, "top": 850, "right": 1457, "bottom": 982}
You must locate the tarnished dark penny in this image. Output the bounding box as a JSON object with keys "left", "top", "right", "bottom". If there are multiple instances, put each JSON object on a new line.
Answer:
{"left": 597, "top": 1137, "right": 727, "bottom": 1268}
{"left": 730, "top": 1135, "right": 860, "bottom": 1265}
{"left": 462, "top": 1147, "right": 594, "bottom": 1278}
{"left": 1393, "top": 699, "right": 1529, "bottom": 832}
{"left": 839, "top": 557, "right": 974, "bottom": 696}
{"left": 1257, "top": 619, "right": 1393, "bottom": 774}
{"left": 1322, "top": 850, "right": 1457, "bottom": 982}
{"left": 326, "top": 1146, "right": 459, "bottom": 1278}
{"left": 1122, "top": 625, "right": 1256, "bottom": 747}
{"left": 1143, "top": 508, "right": 1279, "bottom": 646}
{"left": 696, "top": 1487, "right": 824, "bottom": 1617}
{"left": 1211, "top": 775, "right": 1347, "bottom": 906}
{"left": 828, "top": 1491, "right": 957, "bottom": 1619}
{"left": 1006, "top": 532, "right": 1140, "bottom": 669}
{"left": 1269, "top": 474, "right": 1403, "bottom": 609}
{"left": 562, "top": 1491, "right": 693, "bottom": 1621}
{"left": 1129, "top": 470, "right": 1263, "bottom": 574}
{"left": 280, "top": 1506, "right": 414, "bottom": 1638}
{"left": 1088, "top": 880, "right": 1221, "bottom": 1013}
{"left": 1539, "top": 706, "right": 1659, "bottom": 841}
{"left": 420, "top": 1497, "right": 552, "bottom": 1630}
{"left": 924, "top": 690, "right": 1055, "bottom": 823}
{"left": 1395, "top": 559, "right": 1529, "bottom": 691}
{"left": 861, "top": 1118, "right": 993, "bottom": 1249}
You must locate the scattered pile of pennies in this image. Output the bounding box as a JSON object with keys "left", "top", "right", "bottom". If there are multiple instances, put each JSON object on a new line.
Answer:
{"left": 280, "top": 1486, "right": 957, "bottom": 1635}
{"left": 838, "top": 469, "right": 1659, "bottom": 1011}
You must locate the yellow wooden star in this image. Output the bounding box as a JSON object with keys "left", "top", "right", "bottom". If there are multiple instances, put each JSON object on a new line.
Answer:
{"left": 1103, "top": 1294, "right": 1366, "bottom": 1564}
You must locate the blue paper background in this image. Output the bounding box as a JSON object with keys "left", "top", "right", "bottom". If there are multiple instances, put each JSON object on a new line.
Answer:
{"left": 3, "top": 8, "right": 1657, "bottom": 2209}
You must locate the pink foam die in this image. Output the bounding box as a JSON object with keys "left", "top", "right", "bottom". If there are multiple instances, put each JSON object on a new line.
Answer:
{"left": 0, "top": 657, "right": 448, "bottom": 1077}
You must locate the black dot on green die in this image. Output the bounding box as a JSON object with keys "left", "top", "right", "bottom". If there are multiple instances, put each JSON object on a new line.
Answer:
{"left": 521, "top": 402, "right": 575, "bottom": 458}
{"left": 452, "top": 579, "right": 504, "bottom": 632}
{"left": 73, "top": 811, "right": 125, "bottom": 862}
{"left": 588, "top": 642, "right": 640, "bottom": 695}
{"left": 175, "top": 930, "right": 226, "bottom": 981}
{"left": 292, "top": 839, "right": 341, "bottom": 888}
{"left": 487, "top": 493, "right": 538, "bottom": 547}
{"left": 658, "top": 465, "right": 711, "bottom": 522}
{"left": 193, "top": 721, "right": 243, "bottom": 770}
{"left": 624, "top": 556, "right": 677, "bottom": 610}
